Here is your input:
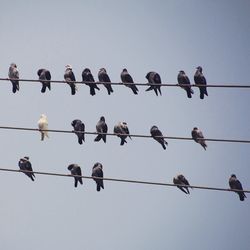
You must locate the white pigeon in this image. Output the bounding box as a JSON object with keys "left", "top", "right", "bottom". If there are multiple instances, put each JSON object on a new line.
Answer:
{"left": 38, "top": 114, "right": 49, "bottom": 141}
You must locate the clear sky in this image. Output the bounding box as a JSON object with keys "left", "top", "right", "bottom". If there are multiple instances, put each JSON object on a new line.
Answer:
{"left": 0, "top": 0, "right": 250, "bottom": 249}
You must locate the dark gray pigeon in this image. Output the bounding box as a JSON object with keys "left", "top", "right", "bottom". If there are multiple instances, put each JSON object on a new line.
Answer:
{"left": 18, "top": 156, "right": 35, "bottom": 181}
{"left": 194, "top": 66, "right": 208, "bottom": 99}
{"left": 150, "top": 126, "right": 168, "bottom": 150}
{"left": 82, "top": 68, "right": 100, "bottom": 96}
{"left": 114, "top": 122, "right": 132, "bottom": 145}
{"left": 173, "top": 174, "right": 191, "bottom": 194}
{"left": 191, "top": 127, "right": 207, "bottom": 150}
{"left": 92, "top": 162, "right": 104, "bottom": 192}
{"left": 37, "top": 68, "right": 51, "bottom": 93}
{"left": 229, "top": 174, "right": 246, "bottom": 201}
{"left": 98, "top": 68, "right": 113, "bottom": 95}
{"left": 68, "top": 164, "right": 83, "bottom": 188}
{"left": 145, "top": 71, "right": 162, "bottom": 96}
{"left": 8, "top": 63, "right": 19, "bottom": 93}
{"left": 64, "top": 65, "right": 76, "bottom": 95}
{"left": 120, "top": 68, "right": 139, "bottom": 95}
{"left": 71, "top": 119, "right": 85, "bottom": 144}
{"left": 94, "top": 116, "right": 108, "bottom": 143}
{"left": 177, "top": 70, "right": 194, "bottom": 98}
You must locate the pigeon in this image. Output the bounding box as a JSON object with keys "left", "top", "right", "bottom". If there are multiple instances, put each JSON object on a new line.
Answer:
{"left": 94, "top": 116, "right": 108, "bottom": 143}
{"left": 191, "top": 127, "right": 207, "bottom": 150}
{"left": 229, "top": 174, "right": 246, "bottom": 201}
{"left": 150, "top": 126, "right": 168, "bottom": 150}
{"left": 98, "top": 68, "right": 113, "bottom": 95}
{"left": 120, "top": 68, "right": 139, "bottom": 95}
{"left": 194, "top": 66, "right": 208, "bottom": 99}
{"left": 92, "top": 162, "right": 104, "bottom": 192}
{"left": 38, "top": 114, "right": 49, "bottom": 141}
{"left": 37, "top": 68, "right": 51, "bottom": 93}
{"left": 8, "top": 63, "right": 19, "bottom": 93}
{"left": 173, "top": 174, "right": 191, "bottom": 194}
{"left": 68, "top": 164, "right": 83, "bottom": 188}
{"left": 64, "top": 65, "right": 76, "bottom": 95}
{"left": 177, "top": 70, "right": 194, "bottom": 98}
{"left": 114, "top": 122, "right": 131, "bottom": 145}
{"left": 71, "top": 119, "right": 85, "bottom": 145}
{"left": 82, "top": 68, "right": 100, "bottom": 96}
{"left": 145, "top": 71, "right": 162, "bottom": 96}
{"left": 18, "top": 156, "right": 35, "bottom": 181}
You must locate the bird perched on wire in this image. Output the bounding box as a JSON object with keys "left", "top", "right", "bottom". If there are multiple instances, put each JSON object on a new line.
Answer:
{"left": 145, "top": 71, "right": 162, "bottom": 96}
{"left": 229, "top": 174, "right": 246, "bottom": 201}
{"left": 92, "top": 162, "right": 104, "bottom": 192}
{"left": 67, "top": 164, "right": 83, "bottom": 188}
{"left": 194, "top": 66, "right": 208, "bottom": 99}
{"left": 71, "top": 119, "right": 85, "bottom": 145}
{"left": 120, "top": 68, "right": 139, "bottom": 95}
{"left": 98, "top": 68, "right": 113, "bottom": 95}
{"left": 82, "top": 68, "right": 100, "bottom": 96}
{"left": 114, "top": 122, "right": 131, "bottom": 146}
{"left": 150, "top": 125, "right": 168, "bottom": 150}
{"left": 8, "top": 63, "right": 19, "bottom": 93}
{"left": 94, "top": 116, "right": 108, "bottom": 143}
{"left": 18, "top": 156, "right": 35, "bottom": 181}
{"left": 64, "top": 65, "right": 77, "bottom": 95}
{"left": 38, "top": 114, "right": 49, "bottom": 141}
{"left": 173, "top": 174, "right": 191, "bottom": 194}
{"left": 177, "top": 70, "right": 194, "bottom": 98}
{"left": 37, "top": 68, "right": 51, "bottom": 93}
{"left": 191, "top": 127, "right": 207, "bottom": 150}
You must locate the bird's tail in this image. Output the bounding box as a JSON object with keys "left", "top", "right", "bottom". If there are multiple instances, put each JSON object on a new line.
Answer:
{"left": 97, "top": 184, "right": 101, "bottom": 192}
{"left": 41, "top": 84, "right": 46, "bottom": 93}
{"left": 94, "top": 134, "right": 102, "bottom": 142}
{"left": 145, "top": 86, "right": 154, "bottom": 92}
{"left": 78, "top": 136, "right": 83, "bottom": 144}
{"left": 201, "top": 141, "right": 207, "bottom": 150}
{"left": 90, "top": 87, "right": 96, "bottom": 96}
{"left": 239, "top": 192, "right": 246, "bottom": 201}
{"left": 161, "top": 142, "right": 166, "bottom": 150}
{"left": 102, "top": 135, "right": 107, "bottom": 143}
{"left": 120, "top": 138, "right": 127, "bottom": 146}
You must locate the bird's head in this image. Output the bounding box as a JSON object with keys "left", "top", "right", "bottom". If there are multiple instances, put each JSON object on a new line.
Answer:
{"left": 231, "top": 174, "right": 236, "bottom": 178}
{"left": 65, "top": 64, "right": 72, "bottom": 70}
{"left": 122, "top": 68, "right": 128, "bottom": 72}
{"left": 196, "top": 66, "right": 202, "bottom": 72}
{"left": 24, "top": 156, "right": 29, "bottom": 161}
{"left": 99, "top": 68, "right": 106, "bottom": 73}
{"left": 68, "top": 164, "right": 74, "bottom": 171}
{"left": 100, "top": 116, "right": 105, "bottom": 121}
{"left": 193, "top": 127, "right": 198, "bottom": 130}
{"left": 10, "top": 63, "right": 17, "bottom": 68}
{"left": 179, "top": 70, "right": 185, "bottom": 74}
{"left": 83, "top": 68, "right": 90, "bottom": 73}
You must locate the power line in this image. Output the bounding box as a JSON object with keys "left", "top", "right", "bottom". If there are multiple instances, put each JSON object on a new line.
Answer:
{"left": 0, "top": 167, "right": 249, "bottom": 194}
{"left": 1, "top": 77, "right": 250, "bottom": 88}
{"left": 0, "top": 125, "right": 249, "bottom": 144}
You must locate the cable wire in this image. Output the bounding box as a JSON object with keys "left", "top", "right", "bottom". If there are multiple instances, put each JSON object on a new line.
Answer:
{"left": 0, "top": 167, "right": 249, "bottom": 193}
{"left": 1, "top": 78, "right": 250, "bottom": 88}
{"left": 0, "top": 125, "right": 249, "bottom": 144}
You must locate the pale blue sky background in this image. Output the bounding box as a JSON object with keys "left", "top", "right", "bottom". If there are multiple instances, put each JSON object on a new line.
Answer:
{"left": 0, "top": 0, "right": 249, "bottom": 249}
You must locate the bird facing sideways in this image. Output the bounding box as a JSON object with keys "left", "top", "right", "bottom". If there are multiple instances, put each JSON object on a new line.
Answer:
{"left": 98, "top": 68, "right": 114, "bottom": 95}
{"left": 191, "top": 127, "right": 207, "bottom": 150}
{"left": 177, "top": 70, "right": 194, "bottom": 98}
{"left": 71, "top": 119, "right": 85, "bottom": 145}
{"left": 113, "top": 122, "right": 132, "bottom": 146}
{"left": 18, "top": 156, "right": 35, "bottom": 181}
{"left": 82, "top": 68, "right": 100, "bottom": 96}
{"left": 229, "top": 174, "right": 246, "bottom": 201}
{"left": 145, "top": 71, "right": 162, "bottom": 96}
{"left": 150, "top": 125, "right": 168, "bottom": 150}
{"left": 173, "top": 174, "right": 191, "bottom": 194}
{"left": 68, "top": 164, "right": 83, "bottom": 188}
{"left": 120, "top": 68, "right": 139, "bottom": 95}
